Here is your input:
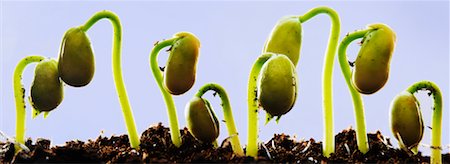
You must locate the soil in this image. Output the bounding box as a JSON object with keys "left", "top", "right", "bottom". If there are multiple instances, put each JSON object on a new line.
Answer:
{"left": 1, "top": 123, "right": 449, "bottom": 163}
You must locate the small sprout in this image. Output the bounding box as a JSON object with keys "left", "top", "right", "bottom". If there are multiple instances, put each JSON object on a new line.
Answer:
{"left": 185, "top": 83, "right": 244, "bottom": 156}
{"left": 257, "top": 55, "right": 297, "bottom": 116}
{"left": 246, "top": 52, "right": 298, "bottom": 157}
{"left": 30, "top": 59, "right": 64, "bottom": 112}
{"left": 185, "top": 96, "right": 219, "bottom": 143}
{"left": 58, "top": 27, "right": 95, "bottom": 87}
{"left": 390, "top": 91, "right": 424, "bottom": 154}
{"left": 352, "top": 24, "right": 396, "bottom": 94}
{"left": 13, "top": 55, "right": 52, "bottom": 152}
{"left": 338, "top": 23, "right": 396, "bottom": 154}
{"left": 391, "top": 81, "right": 443, "bottom": 163}
{"left": 150, "top": 32, "right": 201, "bottom": 147}
{"left": 164, "top": 32, "right": 200, "bottom": 95}
{"left": 263, "top": 16, "right": 302, "bottom": 66}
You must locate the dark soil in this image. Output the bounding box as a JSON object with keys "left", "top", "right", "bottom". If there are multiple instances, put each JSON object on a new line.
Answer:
{"left": 1, "top": 123, "right": 449, "bottom": 163}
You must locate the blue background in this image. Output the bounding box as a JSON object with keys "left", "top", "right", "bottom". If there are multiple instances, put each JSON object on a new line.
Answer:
{"left": 1, "top": 1, "right": 449, "bottom": 155}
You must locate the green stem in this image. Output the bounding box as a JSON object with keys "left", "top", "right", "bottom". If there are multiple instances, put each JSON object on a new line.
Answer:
{"left": 13, "top": 55, "right": 45, "bottom": 151}
{"left": 299, "top": 6, "right": 341, "bottom": 157}
{"left": 213, "top": 140, "right": 218, "bottom": 148}
{"left": 247, "top": 53, "right": 274, "bottom": 158}
{"left": 81, "top": 10, "right": 140, "bottom": 149}
{"left": 406, "top": 81, "right": 442, "bottom": 164}
{"left": 149, "top": 38, "right": 182, "bottom": 147}
{"left": 338, "top": 29, "right": 372, "bottom": 154}
{"left": 195, "top": 83, "right": 244, "bottom": 156}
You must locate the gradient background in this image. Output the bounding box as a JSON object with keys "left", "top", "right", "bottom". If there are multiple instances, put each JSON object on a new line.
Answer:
{"left": 1, "top": 1, "right": 449, "bottom": 155}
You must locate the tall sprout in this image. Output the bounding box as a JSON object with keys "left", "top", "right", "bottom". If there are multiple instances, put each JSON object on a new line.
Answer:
{"left": 247, "top": 6, "right": 341, "bottom": 157}
{"left": 13, "top": 56, "right": 63, "bottom": 151}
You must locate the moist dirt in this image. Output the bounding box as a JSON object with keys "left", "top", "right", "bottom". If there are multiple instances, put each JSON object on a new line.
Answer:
{"left": 1, "top": 123, "right": 449, "bottom": 163}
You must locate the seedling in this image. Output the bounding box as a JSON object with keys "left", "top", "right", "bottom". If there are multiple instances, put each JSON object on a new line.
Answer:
{"left": 13, "top": 56, "right": 63, "bottom": 151}
{"left": 338, "top": 23, "right": 396, "bottom": 153}
{"left": 149, "top": 32, "right": 200, "bottom": 147}
{"left": 61, "top": 10, "right": 140, "bottom": 149}
{"left": 390, "top": 81, "right": 443, "bottom": 163}
{"left": 248, "top": 6, "right": 341, "bottom": 157}
{"left": 185, "top": 83, "right": 244, "bottom": 156}
{"left": 247, "top": 53, "right": 297, "bottom": 157}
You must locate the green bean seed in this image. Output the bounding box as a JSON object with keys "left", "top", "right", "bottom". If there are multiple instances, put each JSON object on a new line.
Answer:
{"left": 390, "top": 91, "right": 424, "bottom": 152}
{"left": 30, "top": 59, "right": 64, "bottom": 112}
{"left": 164, "top": 32, "right": 200, "bottom": 95}
{"left": 353, "top": 24, "right": 396, "bottom": 94}
{"left": 185, "top": 96, "right": 220, "bottom": 143}
{"left": 263, "top": 16, "right": 302, "bottom": 66}
{"left": 58, "top": 27, "right": 95, "bottom": 87}
{"left": 258, "top": 54, "right": 297, "bottom": 116}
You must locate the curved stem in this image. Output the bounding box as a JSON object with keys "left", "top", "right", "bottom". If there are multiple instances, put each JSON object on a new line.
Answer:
{"left": 246, "top": 53, "right": 274, "bottom": 158}
{"left": 299, "top": 6, "right": 341, "bottom": 157}
{"left": 149, "top": 38, "right": 181, "bottom": 147}
{"left": 338, "top": 29, "right": 372, "bottom": 154}
{"left": 195, "top": 83, "right": 244, "bottom": 156}
{"left": 406, "top": 81, "right": 442, "bottom": 164}
{"left": 13, "top": 55, "right": 45, "bottom": 151}
{"left": 81, "top": 10, "right": 140, "bottom": 149}
{"left": 212, "top": 140, "right": 218, "bottom": 148}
